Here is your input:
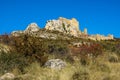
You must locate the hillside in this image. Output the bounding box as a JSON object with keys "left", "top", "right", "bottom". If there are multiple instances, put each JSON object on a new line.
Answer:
{"left": 0, "top": 17, "right": 120, "bottom": 80}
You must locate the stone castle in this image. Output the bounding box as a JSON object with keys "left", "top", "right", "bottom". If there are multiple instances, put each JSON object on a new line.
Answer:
{"left": 11, "top": 17, "right": 114, "bottom": 41}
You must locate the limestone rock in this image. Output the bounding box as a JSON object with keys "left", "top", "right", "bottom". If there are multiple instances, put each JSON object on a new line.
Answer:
{"left": 83, "top": 28, "right": 87, "bottom": 35}
{"left": 24, "top": 23, "right": 40, "bottom": 33}
{"left": 0, "top": 44, "right": 11, "bottom": 53}
{"left": 73, "top": 42, "right": 82, "bottom": 47}
{"left": 44, "top": 59, "right": 66, "bottom": 70}
{"left": 11, "top": 18, "right": 114, "bottom": 41}
{"left": 11, "top": 31, "right": 23, "bottom": 36}
{"left": 45, "top": 17, "right": 80, "bottom": 37}
{"left": 108, "top": 34, "right": 114, "bottom": 39}
{"left": 88, "top": 34, "right": 114, "bottom": 41}
{"left": 11, "top": 23, "right": 40, "bottom": 36}
{"left": 0, "top": 73, "right": 15, "bottom": 80}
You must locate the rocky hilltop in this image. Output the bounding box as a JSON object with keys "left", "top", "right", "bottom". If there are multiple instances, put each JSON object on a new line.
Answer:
{"left": 1, "top": 18, "right": 120, "bottom": 80}
{"left": 45, "top": 17, "right": 80, "bottom": 37}
{"left": 12, "top": 22, "right": 73, "bottom": 40}
{"left": 12, "top": 23, "right": 40, "bottom": 36}
{"left": 11, "top": 17, "right": 114, "bottom": 41}
{"left": 24, "top": 23, "right": 40, "bottom": 33}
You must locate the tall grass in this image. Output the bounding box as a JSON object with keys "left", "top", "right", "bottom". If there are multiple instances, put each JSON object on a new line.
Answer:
{"left": 15, "top": 54, "right": 120, "bottom": 80}
{"left": 0, "top": 35, "right": 120, "bottom": 80}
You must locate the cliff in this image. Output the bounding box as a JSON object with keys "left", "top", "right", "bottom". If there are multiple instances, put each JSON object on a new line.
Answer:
{"left": 11, "top": 17, "right": 114, "bottom": 41}
{"left": 45, "top": 17, "right": 81, "bottom": 37}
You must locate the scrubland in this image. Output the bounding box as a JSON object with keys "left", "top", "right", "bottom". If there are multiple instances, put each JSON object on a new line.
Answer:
{"left": 0, "top": 34, "right": 120, "bottom": 80}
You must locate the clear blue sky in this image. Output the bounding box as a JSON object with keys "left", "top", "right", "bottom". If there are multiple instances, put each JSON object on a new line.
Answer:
{"left": 0, "top": 0, "right": 120, "bottom": 37}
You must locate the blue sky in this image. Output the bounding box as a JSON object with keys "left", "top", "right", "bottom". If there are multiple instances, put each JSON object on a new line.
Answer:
{"left": 0, "top": 0, "right": 120, "bottom": 37}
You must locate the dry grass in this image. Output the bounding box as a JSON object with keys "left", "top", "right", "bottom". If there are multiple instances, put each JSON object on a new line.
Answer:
{"left": 16, "top": 62, "right": 89, "bottom": 80}
{"left": 12, "top": 52, "right": 120, "bottom": 80}
{"left": 0, "top": 35, "right": 120, "bottom": 80}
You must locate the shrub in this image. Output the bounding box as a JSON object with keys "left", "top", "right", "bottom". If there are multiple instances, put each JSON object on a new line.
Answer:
{"left": 70, "top": 43, "right": 103, "bottom": 57}
{"left": 0, "top": 52, "right": 30, "bottom": 74}
{"left": 9, "top": 34, "right": 70, "bottom": 65}
{"left": 72, "top": 72, "right": 90, "bottom": 80}
{"left": 10, "top": 35, "right": 49, "bottom": 65}
{"left": 108, "top": 53, "right": 119, "bottom": 63}
{"left": 69, "top": 43, "right": 103, "bottom": 65}
{"left": 115, "top": 43, "right": 120, "bottom": 56}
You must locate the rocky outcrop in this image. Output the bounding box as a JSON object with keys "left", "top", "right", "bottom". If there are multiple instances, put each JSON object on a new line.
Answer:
{"left": 12, "top": 29, "right": 72, "bottom": 40}
{"left": 88, "top": 34, "right": 114, "bottom": 41}
{"left": 44, "top": 59, "right": 66, "bottom": 70}
{"left": 24, "top": 23, "right": 40, "bottom": 33}
{"left": 0, "top": 73, "right": 15, "bottom": 80}
{"left": 72, "top": 42, "right": 90, "bottom": 47}
{"left": 11, "top": 17, "right": 88, "bottom": 38}
{"left": 45, "top": 17, "right": 81, "bottom": 37}
{"left": 11, "top": 17, "right": 114, "bottom": 41}
{"left": 11, "top": 23, "right": 40, "bottom": 36}
{"left": 0, "top": 44, "right": 11, "bottom": 53}
{"left": 83, "top": 28, "right": 87, "bottom": 35}
{"left": 11, "top": 31, "right": 24, "bottom": 37}
{"left": 11, "top": 18, "right": 78, "bottom": 39}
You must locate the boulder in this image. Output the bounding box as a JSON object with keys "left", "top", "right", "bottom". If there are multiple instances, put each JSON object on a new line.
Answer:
{"left": 0, "top": 44, "right": 11, "bottom": 53}
{"left": 0, "top": 73, "right": 15, "bottom": 80}
{"left": 44, "top": 59, "right": 66, "bottom": 70}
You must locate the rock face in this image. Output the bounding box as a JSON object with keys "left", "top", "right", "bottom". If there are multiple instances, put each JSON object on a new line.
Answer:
{"left": 44, "top": 59, "right": 66, "bottom": 70}
{"left": 0, "top": 73, "right": 15, "bottom": 80}
{"left": 24, "top": 23, "right": 40, "bottom": 33}
{"left": 11, "top": 31, "right": 24, "bottom": 37}
{"left": 88, "top": 34, "right": 114, "bottom": 41}
{"left": 11, "top": 23, "right": 40, "bottom": 36}
{"left": 11, "top": 17, "right": 114, "bottom": 41}
{"left": 45, "top": 17, "right": 81, "bottom": 37}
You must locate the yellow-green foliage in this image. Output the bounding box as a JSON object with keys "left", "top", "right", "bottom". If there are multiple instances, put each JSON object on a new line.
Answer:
{"left": 0, "top": 52, "right": 30, "bottom": 74}
{"left": 0, "top": 34, "right": 120, "bottom": 80}
{"left": 14, "top": 55, "right": 120, "bottom": 80}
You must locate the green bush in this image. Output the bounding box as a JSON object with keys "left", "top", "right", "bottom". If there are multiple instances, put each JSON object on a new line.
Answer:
{"left": 0, "top": 52, "right": 30, "bottom": 74}
{"left": 2, "top": 34, "right": 71, "bottom": 66}
{"left": 72, "top": 72, "right": 90, "bottom": 80}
